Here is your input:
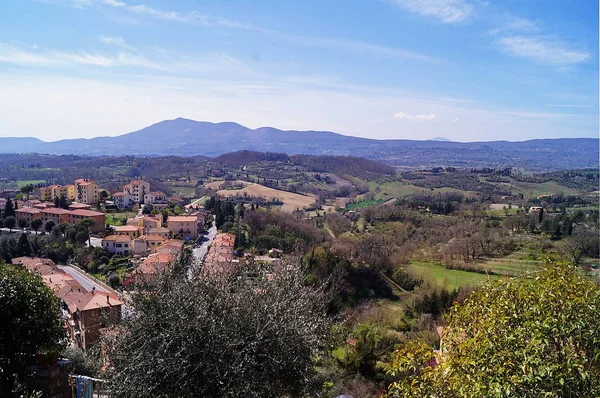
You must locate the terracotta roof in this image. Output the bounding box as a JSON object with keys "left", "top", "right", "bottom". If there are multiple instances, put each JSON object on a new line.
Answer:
{"left": 128, "top": 180, "right": 147, "bottom": 186}
{"left": 112, "top": 192, "right": 127, "bottom": 197}
{"left": 149, "top": 191, "right": 166, "bottom": 196}
{"left": 137, "top": 252, "right": 174, "bottom": 275}
{"left": 69, "top": 209, "right": 104, "bottom": 217}
{"left": 68, "top": 203, "right": 91, "bottom": 209}
{"left": 41, "top": 208, "right": 71, "bottom": 215}
{"left": 136, "top": 234, "right": 165, "bottom": 242}
{"left": 16, "top": 208, "right": 42, "bottom": 214}
{"left": 102, "top": 235, "right": 132, "bottom": 242}
{"left": 148, "top": 226, "right": 170, "bottom": 234}
{"left": 12, "top": 257, "right": 60, "bottom": 275}
{"left": 167, "top": 216, "right": 199, "bottom": 223}
{"left": 114, "top": 225, "right": 140, "bottom": 232}
{"left": 74, "top": 179, "right": 96, "bottom": 186}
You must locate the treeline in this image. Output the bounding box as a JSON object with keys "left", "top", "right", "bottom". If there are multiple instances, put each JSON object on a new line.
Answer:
{"left": 214, "top": 150, "right": 290, "bottom": 165}
{"left": 291, "top": 155, "right": 395, "bottom": 179}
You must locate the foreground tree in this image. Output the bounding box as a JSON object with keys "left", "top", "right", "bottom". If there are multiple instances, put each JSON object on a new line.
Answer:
{"left": 387, "top": 263, "right": 600, "bottom": 398}
{"left": 3, "top": 216, "right": 16, "bottom": 232}
{"left": 30, "top": 218, "right": 42, "bottom": 234}
{"left": 0, "top": 262, "right": 65, "bottom": 369}
{"left": 106, "top": 262, "right": 330, "bottom": 398}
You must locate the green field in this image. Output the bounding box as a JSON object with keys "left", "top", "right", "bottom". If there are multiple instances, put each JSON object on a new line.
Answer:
{"left": 369, "top": 181, "right": 474, "bottom": 200}
{"left": 407, "top": 261, "right": 500, "bottom": 290}
{"left": 105, "top": 212, "right": 137, "bottom": 226}
{"left": 167, "top": 183, "right": 196, "bottom": 198}
{"left": 496, "top": 179, "right": 582, "bottom": 197}
{"left": 17, "top": 179, "right": 46, "bottom": 187}
{"left": 344, "top": 199, "right": 385, "bottom": 211}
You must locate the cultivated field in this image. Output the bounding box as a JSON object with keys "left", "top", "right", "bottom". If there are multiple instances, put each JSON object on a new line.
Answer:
{"left": 215, "top": 183, "right": 316, "bottom": 212}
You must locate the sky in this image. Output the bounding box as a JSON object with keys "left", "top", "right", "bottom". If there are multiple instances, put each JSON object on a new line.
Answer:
{"left": 0, "top": 0, "right": 598, "bottom": 142}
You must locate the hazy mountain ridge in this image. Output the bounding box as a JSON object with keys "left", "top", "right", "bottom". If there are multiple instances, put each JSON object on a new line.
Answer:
{"left": 0, "top": 118, "right": 597, "bottom": 170}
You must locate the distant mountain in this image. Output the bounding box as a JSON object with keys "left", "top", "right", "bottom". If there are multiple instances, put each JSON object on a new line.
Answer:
{"left": 0, "top": 118, "right": 597, "bottom": 170}
{"left": 431, "top": 136, "right": 452, "bottom": 142}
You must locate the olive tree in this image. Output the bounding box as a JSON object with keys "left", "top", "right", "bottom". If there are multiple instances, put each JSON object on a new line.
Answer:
{"left": 105, "top": 261, "right": 331, "bottom": 398}
{"left": 387, "top": 263, "right": 600, "bottom": 398}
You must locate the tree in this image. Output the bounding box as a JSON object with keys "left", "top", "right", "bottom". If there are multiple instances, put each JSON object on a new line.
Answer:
{"left": 4, "top": 216, "right": 16, "bottom": 232}
{"left": 3, "top": 198, "right": 15, "bottom": 218}
{"left": 20, "top": 185, "right": 34, "bottom": 200}
{"left": 30, "top": 218, "right": 42, "bottom": 233}
{"left": 18, "top": 218, "right": 28, "bottom": 231}
{"left": 105, "top": 261, "right": 329, "bottom": 398}
{"left": 17, "top": 233, "right": 31, "bottom": 257}
{"left": 44, "top": 220, "right": 55, "bottom": 233}
{"left": 387, "top": 263, "right": 600, "bottom": 398}
{"left": 0, "top": 262, "right": 65, "bottom": 365}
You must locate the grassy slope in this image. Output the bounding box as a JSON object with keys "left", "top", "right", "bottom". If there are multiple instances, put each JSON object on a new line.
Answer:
{"left": 407, "top": 261, "right": 500, "bottom": 290}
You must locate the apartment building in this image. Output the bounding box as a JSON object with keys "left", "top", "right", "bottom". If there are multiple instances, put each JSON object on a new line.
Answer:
{"left": 132, "top": 234, "right": 166, "bottom": 255}
{"left": 123, "top": 180, "right": 150, "bottom": 204}
{"left": 15, "top": 207, "right": 42, "bottom": 224}
{"left": 102, "top": 235, "right": 132, "bottom": 256}
{"left": 40, "top": 208, "right": 71, "bottom": 224}
{"left": 167, "top": 215, "right": 202, "bottom": 240}
{"left": 12, "top": 257, "right": 123, "bottom": 350}
{"left": 112, "top": 192, "right": 131, "bottom": 209}
{"left": 67, "top": 209, "right": 105, "bottom": 232}
{"left": 143, "top": 191, "right": 167, "bottom": 205}
{"left": 202, "top": 233, "right": 236, "bottom": 278}
{"left": 74, "top": 179, "right": 99, "bottom": 205}
{"left": 39, "top": 184, "right": 75, "bottom": 201}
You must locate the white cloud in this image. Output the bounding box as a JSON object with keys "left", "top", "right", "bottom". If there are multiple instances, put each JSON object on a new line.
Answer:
{"left": 100, "top": 36, "right": 134, "bottom": 50}
{"left": 546, "top": 104, "right": 593, "bottom": 109}
{"left": 391, "top": 0, "right": 473, "bottom": 24}
{"left": 94, "top": 0, "right": 258, "bottom": 29}
{"left": 452, "top": 118, "right": 460, "bottom": 122}
{"left": 487, "top": 16, "right": 539, "bottom": 36}
{"left": 497, "top": 36, "right": 590, "bottom": 65}
{"left": 394, "top": 112, "right": 437, "bottom": 120}
{"left": 0, "top": 43, "right": 160, "bottom": 69}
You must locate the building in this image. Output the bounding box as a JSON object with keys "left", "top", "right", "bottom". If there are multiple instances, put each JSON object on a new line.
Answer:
{"left": 148, "top": 226, "right": 171, "bottom": 238}
{"left": 112, "top": 192, "right": 131, "bottom": 209}
{"left": 123, "top": 180, "right": 150, "bottom": 204}
{"left": 140, "top": 215, "right": 162, "bottom": 233}
{"left": 102, "top": 235, "right": 132, "bottom": 256}
{"left": 202, "top": 233, "right": 236, "bottom": 278}
{"left": 39, "top": 184, "right": 75, "bottom": 202}
{"left": 15, "top": 207, "right": 42, "bottom": 224}
{"left": 74, "top": 179, "right": 99, "bottom": 205}
{"left": 167, "top": 215, "right": 202, "bottom": 240}
{"left": 144, "top": 191, "right": 168, "bottom": 205}
{"left": 132, "top": 234, "right": 166, "bottom": 255}
{"left": 12, "top": 257, "right": 123, "bottom": 350}
{"left": 529, "top": 206, "right": 543, "bottom": 214}
{"left": 112, "top": 225, "right": 142, "bottom": 239}
{"left": 40, "top": 208, "right": 71, "bottom": 225}
{"left": 68, "top": 202, "right": 92, "bottom": 210}
{"left": 67, "top": 209, "right": 105, "bottom": 232}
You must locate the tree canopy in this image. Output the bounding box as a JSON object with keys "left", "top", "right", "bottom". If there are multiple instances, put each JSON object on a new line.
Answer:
{"left": 387, "top": 263, "right": 600, "bottom": 398}
{"left": 0, "top": 262, "right": 65, "bottom": 364}
{"left": 105, "top": 261, "right": 330, "bottom": 398}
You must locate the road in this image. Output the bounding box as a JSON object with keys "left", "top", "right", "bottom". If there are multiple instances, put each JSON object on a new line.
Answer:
{"left": 189, "top": 221, "right": 217, "bottom": 279}
{"left": 56, "top": 264, "right": 114, "bottom": 294}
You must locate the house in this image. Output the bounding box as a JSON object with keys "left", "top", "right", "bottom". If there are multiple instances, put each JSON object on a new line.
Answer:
{"left": 123, "top": 180, "right": 150, "bottom": 204}
{"left": 140, "top": 215, "right": 162, "bottom": 233}
{"left": 132, "top": 234, "right": 166, "bottom": 255}
{"left": 144, "top": 191, "right": 168, "bottom": 205}
{"left": 167, "top": 215, "right": 202, "bottom": 240}
{"left": 67, "top": 209, "right": 105, "bottom": 232}
{"left": 74, "top": 179, "right": 100, "bottom": 205}
{"left": 15, "top": 207, "right": 42, "bottom": 224}
{"left": 112, "top": 192, "right": 131, "bottom": 209}
{"left": 529, "top": 206, "right": 543, "bottom": 214}
{"left": 148, "top": 226, "right": 171, "bottom": 238}
{"left": 12, "top": 257, "right": 123, "bottom": 350}
{"left": 102, "top": 235, "right": 132, "bottom": 256}
{"left": 136, "top": 252, "right": 175, "bottom": 276}
{"left": 112, "top": 225, "right": 142, "bottom": 239}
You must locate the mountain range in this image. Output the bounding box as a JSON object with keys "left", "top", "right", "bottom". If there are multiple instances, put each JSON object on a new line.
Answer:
{"left": 0, "top": 118, "right": 597, "bottom": 170}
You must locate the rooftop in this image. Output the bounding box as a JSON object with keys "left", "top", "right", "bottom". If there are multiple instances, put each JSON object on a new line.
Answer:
{"left": 69, "top": 209, "right": 104, "bottom": 217}
{"left": 102, "top": 235, "right": 132, "bottom": 242}
{"left": 167, "top": 216, "right": 199, "bottom": 223}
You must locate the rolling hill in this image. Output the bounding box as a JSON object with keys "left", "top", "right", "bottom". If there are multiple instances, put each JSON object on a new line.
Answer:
{"left": 0, "top": 118, "right": 597, "bottom": 170}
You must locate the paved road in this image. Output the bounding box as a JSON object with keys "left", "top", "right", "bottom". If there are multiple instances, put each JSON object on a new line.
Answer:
{"left": 189, "top": 221, "right": 217, "bottom": 279}
{"left": 57, "top": 264, "right": 113, "bottom": 294}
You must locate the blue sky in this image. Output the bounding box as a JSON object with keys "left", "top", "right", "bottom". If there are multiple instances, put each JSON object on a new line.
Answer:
{"left": 0, "top": 0, "right": 597, "bottom": 141}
